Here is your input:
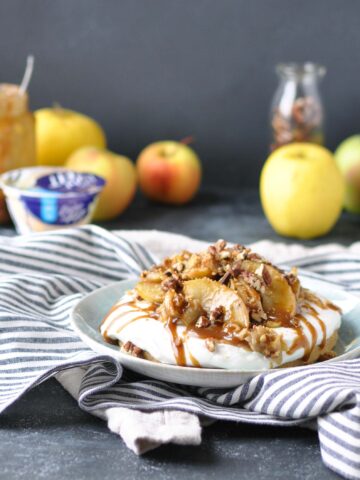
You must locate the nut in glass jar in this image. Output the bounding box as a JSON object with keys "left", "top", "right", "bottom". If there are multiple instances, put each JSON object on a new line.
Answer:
{"left": 270, "top": 63, "right": 326, "bottom": 151}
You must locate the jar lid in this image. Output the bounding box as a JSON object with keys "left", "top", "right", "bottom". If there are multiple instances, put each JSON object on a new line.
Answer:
{"left": 276, "top": 63, "right": 326, "bottom": 79}
{"left": 0, "top": 84, "right": 29, "bottom": 117}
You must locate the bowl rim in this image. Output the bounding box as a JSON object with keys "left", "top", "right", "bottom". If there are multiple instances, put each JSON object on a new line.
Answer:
{"left": 0, "top": 166, "right": 105, "bottom": 199}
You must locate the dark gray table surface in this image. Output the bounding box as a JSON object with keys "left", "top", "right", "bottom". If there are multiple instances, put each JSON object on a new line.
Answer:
{"left": 1, "top": 187, "right": 356, "bottom": 480}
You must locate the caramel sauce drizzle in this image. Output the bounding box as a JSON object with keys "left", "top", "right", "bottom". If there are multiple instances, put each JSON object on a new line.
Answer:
{"left": 165, "top": 321, "right": 250, "bottom": 367}
{"left": 101, "top": 289, "right": 341, "bottom": 367}
{"left": 188, "top": 351, "right": 201, "bottom": 367}
{"left": 301, "top": 302, "right": 327, "bottom": 349}
{"left": 287, "top": 298, "right": 336, "bottom": 361}
{"left": 166, "top": 319, "right": 186, "bottom": 366}
{"left": 288, "top": 314, "right": 314, "bottom": 361}
{"left": 186, "top": 323, "right": 250, "bottom": 349}
{"left": 102, "top": 300, "right": 158, "bottom": 345}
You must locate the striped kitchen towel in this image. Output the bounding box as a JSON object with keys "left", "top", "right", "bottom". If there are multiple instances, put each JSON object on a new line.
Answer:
{"left": 0, "top": 225, "right": 359, "bottom": 479}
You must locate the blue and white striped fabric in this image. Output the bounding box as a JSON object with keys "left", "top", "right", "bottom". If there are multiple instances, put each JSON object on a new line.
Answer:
{"left": 0, "top": 225, "right": 359, "bottom": 480}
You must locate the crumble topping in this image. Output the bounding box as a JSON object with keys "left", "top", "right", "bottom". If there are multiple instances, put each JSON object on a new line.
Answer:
{"left": 117, "top": 240, "right": 340, "bottom": 364}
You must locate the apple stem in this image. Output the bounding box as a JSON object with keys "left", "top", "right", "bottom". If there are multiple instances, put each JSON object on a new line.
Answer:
{"left": 53, "top": 102, "right": 63, "bottom": 111}
{"left": 180, "top": 135, "right": 195, "bottom": 146}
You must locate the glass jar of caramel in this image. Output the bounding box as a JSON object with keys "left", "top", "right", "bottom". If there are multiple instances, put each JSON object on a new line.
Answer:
{"left": 270, "top": 63, "right": 326, "bottom": 151}
{"left": 0, "top": 84, "right": 36, "bottom": 223}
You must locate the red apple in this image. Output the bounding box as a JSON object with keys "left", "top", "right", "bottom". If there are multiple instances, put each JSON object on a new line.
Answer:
{"left": 136, "top": 140, "right": 202, "bottom": 204}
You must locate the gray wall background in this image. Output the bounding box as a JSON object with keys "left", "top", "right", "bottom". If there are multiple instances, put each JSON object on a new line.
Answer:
{"left": 0, "top": 0, "right": 359, "bottom": 187}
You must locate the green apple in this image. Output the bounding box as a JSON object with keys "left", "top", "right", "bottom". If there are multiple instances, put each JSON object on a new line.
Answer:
{"left": 334, "top": 135, "right": 360, "bottom": 213}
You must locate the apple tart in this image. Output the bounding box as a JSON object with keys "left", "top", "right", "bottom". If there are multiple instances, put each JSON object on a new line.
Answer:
{"left": 101, "top": 240, "right": 341, "bottom": 370}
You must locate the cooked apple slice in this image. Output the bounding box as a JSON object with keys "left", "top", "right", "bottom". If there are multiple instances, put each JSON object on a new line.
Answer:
{"left": 180, "top": 298, "right": 203, "bottom": 326}
{"left": 231, "top": 278, "right": 267, "bottom": 322}
{"left": 183, "top": 278, "right": 249, "bottom": 327}
{"left": 240, "top": 260, "right": 296, "bottom": 322}
{"left": 136, "top": 281, "right": 164, "bottom": 303}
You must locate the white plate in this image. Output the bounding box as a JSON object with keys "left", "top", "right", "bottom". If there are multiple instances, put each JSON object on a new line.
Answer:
{"left": 71, "top": 274, "right": 360, "bottom": 388}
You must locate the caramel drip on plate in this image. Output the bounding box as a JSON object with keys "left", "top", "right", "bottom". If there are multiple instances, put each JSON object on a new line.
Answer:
{"left": 167, "top": 319, "right": 186, "bottom": 366}
{"left": 287, "top": 302, "right": 330, "bottom": 361}
{"left": 115, "top": 314, "right": 150, "bottom": 334}
{"left": 102, "top": 332, "right": 118, "bottom": 346}
{"left": 186, "top": 323, "right": 250, "bottom": 349}
{"left": 102, "top": 300, "right": 157, "bottom": 345}
{"left": 302, "top": 303, "right": 327, "bottom": 349}
{"left": 309, "top": 295, "right": 341, "bottom": 313}
{"left": 299, "top": 316, "right": 317, "bottom": 361}
{"left": 290, "top": 314, "right": 317, "bottom": 361}
{"left": 288, "top": 314, "right": 310, "bottom": 357}
{"left": 100, "top": 304, "right": 121, "bottom": 328}
{"left": 188, "top": 351, "right": 201, "bottom": 367}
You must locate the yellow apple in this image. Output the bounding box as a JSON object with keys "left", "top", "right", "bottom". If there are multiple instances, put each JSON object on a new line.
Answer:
{"left": 35, "top": 107, "right": 106, "bottom": 166}
{"left": 136, "top": 140, "right": 201, "bottom": 204}
{"left": 260, "top": 143, "right": 344, "bottom": 239}
{"left": 66, "top": 147, "right": 137, "bottom": 221}
{"left": 334, "top": 135, "right": 360, "bottom": 213}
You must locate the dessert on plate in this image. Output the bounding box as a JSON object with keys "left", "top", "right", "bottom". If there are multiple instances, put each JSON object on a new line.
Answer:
{"left": 100, "top": 240, "right": 341, "bottom": 370}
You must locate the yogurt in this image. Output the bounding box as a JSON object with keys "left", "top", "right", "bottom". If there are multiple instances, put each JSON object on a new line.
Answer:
{"left": 101, "top": 290, "right": 342, "bottom": 370}
{"left": 0, "top": 167, "right": 105, "bottom": 234}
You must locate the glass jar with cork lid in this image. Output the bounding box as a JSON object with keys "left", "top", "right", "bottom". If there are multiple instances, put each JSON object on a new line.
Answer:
{"left": 0, "top": 57, "right": 36, "bottom": 223}
{"left": 270, "top": 62, "right": 326, "bottom": 151}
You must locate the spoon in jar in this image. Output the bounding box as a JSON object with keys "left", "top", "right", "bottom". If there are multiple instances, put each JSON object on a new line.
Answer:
{"left": 19, "top": 55, "right": 34, "bottom": 94}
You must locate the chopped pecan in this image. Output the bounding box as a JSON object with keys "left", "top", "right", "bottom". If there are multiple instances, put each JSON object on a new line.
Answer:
{"left": 219, "top": 270, "right": 232, "bottom": 285}
{"left": 162, "top": 277, "right": 182, "bottom": 292}
{"left": 234, "top": 327, "right": 249, "bottom": 341}
{"left": 205, "top": 338, "right": 216, "bottom": 352}
{"left": 159, "top": 290, "right": 187, "bottom": 321}
{"left": 215, "top": 239, "right": 227, "bottom": 251}
{"left": 251, "top": 309, "right": 267, "bottom": 322}
{"left": 207, "top": 245, "right": 217, "bottom": 256}
{"left": 173, "top": 262, "right": 185, "bottom": 272}
{"left": 195, "top": 315, "right": 210, "bottom": 328}
{"left": 122, "top": 341, "right": 143, "bottom": 358}
{"left": 262, "top": 266, "right": 272, "bottom": 286}
{"left": 248, "top": 252, "right": 262, "bottom": 261}
{"left": 318, "top": 351, "right": 337, "bottom": 361}
{"left": 231, "top": 261, "right": 243, "bottom": 277}
{"left": 246, "top": 326, "right": 281, "bottom": 360}
{"left": 235, "top": 251, "right": 247, "bottom": 261}
{"left": 209, "top": 305, "right": 225, "bottom": 324}
{"left": 240, "top": 270, "right": 265, "bottom": 294}
{"left": 182, "top": 251, "right": 191, "bottom": 260}
{"left": 145, "top": 271, "right": 163, "bottom": 282}
{"left": 220, "top": 250, "right": 230, "bottom": 260}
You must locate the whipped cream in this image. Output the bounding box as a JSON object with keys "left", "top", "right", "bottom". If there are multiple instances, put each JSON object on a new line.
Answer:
{"left": 101, "top": 290, "right": 342, "bottom": 370}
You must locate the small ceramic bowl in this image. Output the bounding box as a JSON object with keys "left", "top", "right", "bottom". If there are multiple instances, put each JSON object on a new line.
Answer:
{"left": 0, "top": 166, "right": 105, "bottom": 234}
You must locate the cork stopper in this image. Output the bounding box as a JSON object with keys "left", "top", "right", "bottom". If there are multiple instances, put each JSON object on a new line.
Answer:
{"left": 0, "top": 84, "right": 29, "bottom": 118}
